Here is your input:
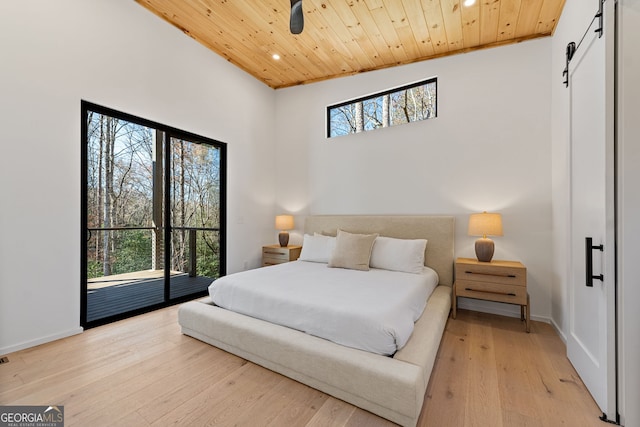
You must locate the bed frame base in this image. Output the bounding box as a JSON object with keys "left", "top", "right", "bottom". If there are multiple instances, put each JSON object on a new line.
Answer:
{"left": 179, "top": 285, "right": 450, "bottom": 427}
{"left": 178, "top": 215, "right": 454, "bottom": 426}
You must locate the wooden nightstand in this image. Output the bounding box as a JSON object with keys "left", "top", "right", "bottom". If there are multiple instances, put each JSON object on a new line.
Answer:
{"left": 262, "top": 245, "right": 302, "bottom": 267}
{"left": 452, "top": 257, "right": 530, "bottom": 332}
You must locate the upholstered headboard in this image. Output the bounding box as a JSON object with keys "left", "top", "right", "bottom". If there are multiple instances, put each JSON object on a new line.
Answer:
{"left": 304, "top": 215, "right": 455, "bottom": 287}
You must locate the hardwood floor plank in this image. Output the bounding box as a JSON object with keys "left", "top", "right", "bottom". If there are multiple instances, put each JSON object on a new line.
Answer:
{"left": 533, "top": 327, "right": 600, "bottom": 414}
{"left": 502, "top": 410, "right": 543, "bottom": 427}
{"left": 0, "top": 338, "right": 178, "bottom": 405}
{"left": 149, "top": 363, "right": 279, "bottom": 426}
{"left": 253, "top": 377, "right": 329, "bottom": 426}
{"left": 419, "top": 314, "right": 470, "bottom": 426}
{"left": 344, "top": 408, "right": 395, "bottom": 427}
{"left": 116, "top": 351, "right": 246, "bottom": 425}
{"left": 0, "top": 305, "right": 605, "bottom": 427}
{"left": 464, "top": 313, "right": 504, "bottom": 427}
{"left": 306, "top": 397, "right": 356, "bottom": 427}
{"left": 493, "top": 322, "right": 542, "bottom": 420}
{"left": 101, "top": 410, "right": 152, "bottom": 427}
{"left": 189, "top": 365, "right": 289, "bottom": 426}
{"left": 65, "top": 343, "right": 240, "bottom": 426}
{"left": 0, "top": 353, "right": 27, "bottom": 389}
{"left": 422, "top": 310, "right": 604, "bottom": 427}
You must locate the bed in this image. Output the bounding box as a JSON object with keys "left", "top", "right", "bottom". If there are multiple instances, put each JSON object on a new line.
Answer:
{"left": 178, "top": 215, "right": 454, "bottom": 426}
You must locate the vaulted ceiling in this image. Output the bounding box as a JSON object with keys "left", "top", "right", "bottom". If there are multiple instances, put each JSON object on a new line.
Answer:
{"left": 136, "top": 0, "right": 565, "bottom": 89}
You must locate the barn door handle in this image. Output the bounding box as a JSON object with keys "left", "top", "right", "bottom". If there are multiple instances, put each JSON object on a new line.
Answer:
{"left": 585, "top": 237, "right": 604, "bottom": 287}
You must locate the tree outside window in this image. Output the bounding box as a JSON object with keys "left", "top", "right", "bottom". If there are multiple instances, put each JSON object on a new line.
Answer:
{"left": 327, "top": 78, "right": 437, "bottom": 138}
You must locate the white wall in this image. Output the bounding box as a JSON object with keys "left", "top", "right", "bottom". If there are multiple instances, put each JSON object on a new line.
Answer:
{"left": 617, "top": 1, "right": 640, "bottom": 425}
{"left": 275, "top": 40, "right": 553, "bottom": 321}
{"left": 0, "top": 0, "right": 277, "bottom": 353}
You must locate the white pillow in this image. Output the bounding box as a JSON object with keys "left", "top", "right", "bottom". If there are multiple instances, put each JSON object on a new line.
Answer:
{"left": 370, "top": 236, "right": 428, "bottom": 274}
{"left": 298, "top": 234, "right": 336, "bottom": 263}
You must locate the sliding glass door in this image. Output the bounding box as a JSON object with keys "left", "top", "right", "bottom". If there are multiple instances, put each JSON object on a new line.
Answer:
{"left": 81, "top": 102, "right": 225, "bottom": 328}
{"left": 167, "top": 136, "right": 222, "bottom": 299}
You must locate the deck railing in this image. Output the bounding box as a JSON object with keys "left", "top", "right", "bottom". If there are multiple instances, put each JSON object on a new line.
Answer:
{"left": 87, "top": 225, "right": 220, "bottom": 279}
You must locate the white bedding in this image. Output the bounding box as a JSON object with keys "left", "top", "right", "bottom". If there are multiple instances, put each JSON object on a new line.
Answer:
{"left": 208, "top": 260, "right": 439, "bottom": 355}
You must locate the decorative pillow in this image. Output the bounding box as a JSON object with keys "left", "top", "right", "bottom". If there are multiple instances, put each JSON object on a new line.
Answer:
{"left": 328, "top": 229, "right": 378, "bottom": 271}
{"left": 370, "top": 236, "right": 428, "bottom": 274}
{"left": 298, "top": 234, "right": 336, "bottom": 263}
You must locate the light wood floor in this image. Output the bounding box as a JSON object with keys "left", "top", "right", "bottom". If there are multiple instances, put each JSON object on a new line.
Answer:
{"left": 0, "top": 307, "right": 605, "bottom": 427}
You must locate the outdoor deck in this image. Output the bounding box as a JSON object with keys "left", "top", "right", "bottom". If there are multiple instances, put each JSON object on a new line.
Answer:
{"left": 87, "top": 270, "right": 213, "bottom": 322}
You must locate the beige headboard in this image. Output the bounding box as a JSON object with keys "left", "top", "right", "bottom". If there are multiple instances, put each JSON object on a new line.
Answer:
{"left": 304, "top": 215, "right": 455, "bottom": 287}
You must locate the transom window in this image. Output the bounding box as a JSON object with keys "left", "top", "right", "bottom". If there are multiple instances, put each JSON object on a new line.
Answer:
{"left": 327, "top": 77, "right": 437, "bottom": 138}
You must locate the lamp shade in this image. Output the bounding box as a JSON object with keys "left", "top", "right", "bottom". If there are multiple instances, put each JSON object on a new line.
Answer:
{"left": 275, "top": 215, "right": 294, "bottom": 230}
{"left": 468, "top": 212, "right": 503, "bottom": 238}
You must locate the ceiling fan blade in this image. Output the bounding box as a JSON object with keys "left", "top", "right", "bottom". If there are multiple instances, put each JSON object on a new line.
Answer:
{"left": 290, "top": 0, "right": 303, "bottom": 34}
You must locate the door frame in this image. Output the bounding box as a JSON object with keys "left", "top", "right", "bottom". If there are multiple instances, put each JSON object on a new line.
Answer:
{"left": 80, "top": 100, "right": 227, "bottom": 329}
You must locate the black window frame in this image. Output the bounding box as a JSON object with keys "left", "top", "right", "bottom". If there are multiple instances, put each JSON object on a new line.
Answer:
{"left": 326, "top": 77, "right": 438, "bottom": 138}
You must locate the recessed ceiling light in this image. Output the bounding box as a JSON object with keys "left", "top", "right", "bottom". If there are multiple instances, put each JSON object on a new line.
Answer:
{"left": 464, "top": 0, "right": 476, "bottom": 6}
{"left": 272, "top": 53, "right": 281, "bottom": 60}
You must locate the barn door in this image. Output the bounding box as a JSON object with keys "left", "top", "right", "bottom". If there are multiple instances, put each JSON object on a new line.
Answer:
{"left": 567, "top": 0, "right": 616, "bottom": 421}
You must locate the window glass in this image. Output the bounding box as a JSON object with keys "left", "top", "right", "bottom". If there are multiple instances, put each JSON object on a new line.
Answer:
{"left": 327, "top": 78, "right": 437, "bottom": 138}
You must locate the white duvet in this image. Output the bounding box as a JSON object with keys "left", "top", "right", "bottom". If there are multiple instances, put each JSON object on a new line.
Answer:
{"left": 208, "top": 260, "right": 439, "bottom": 356}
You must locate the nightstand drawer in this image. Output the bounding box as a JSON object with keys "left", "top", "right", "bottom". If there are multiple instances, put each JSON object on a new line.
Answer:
{"left": 455, "top": 262, "right": 526, "bottom": 286}
{"left": 262, "top": 245, "right": 302, "bottom": 267}
{"left": 262, "top": 247, "right": 292, "bottom": 262}
{"left": 456, "top": 280, "right": 527, "bottom": 305}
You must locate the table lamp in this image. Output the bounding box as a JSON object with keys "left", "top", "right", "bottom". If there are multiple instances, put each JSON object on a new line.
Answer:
{"left": 275, "top": 215, "right": 294, "bottom": 247}
{"left": 468, "top": 212, "right": 503, "bottom": 262}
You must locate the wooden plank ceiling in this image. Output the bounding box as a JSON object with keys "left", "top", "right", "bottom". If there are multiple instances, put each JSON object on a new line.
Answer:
{"left": 136, "top": 0, "right": 565, "bottom": 89}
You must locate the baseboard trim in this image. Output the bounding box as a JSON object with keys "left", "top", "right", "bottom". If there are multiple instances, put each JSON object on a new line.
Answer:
{"left": 0, "top": 327, "right": 84, "bottom": 355}
{"left": 549, "top": 317, "right": 567, "bottom": 343}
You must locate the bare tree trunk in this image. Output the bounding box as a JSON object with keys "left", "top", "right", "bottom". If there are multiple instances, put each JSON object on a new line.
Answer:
{"left": 427, "top": 85, "right": 436, "bottom": 118}
{"left": 103, "top": 116, "right": 112, "bottom": 276}
{"left": 409, "top": 89, "right": 418, "bottom": 121}
{"left": 382, "top": 94, "right": 390, "bottom": 127}
{"left": 170, "top": 141, "right": 186, "bottom": 272}
{"left": 96, "top": 115, "right": 103, "bottom": 263}
{"left": 180, "top": 140, "right": 186, "bottom": 270}
{"left": 402, "top": 90, "right": 410, "bottom": 123}
{"left": 355, "top": 101, "right": 364, "bottom": 133}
